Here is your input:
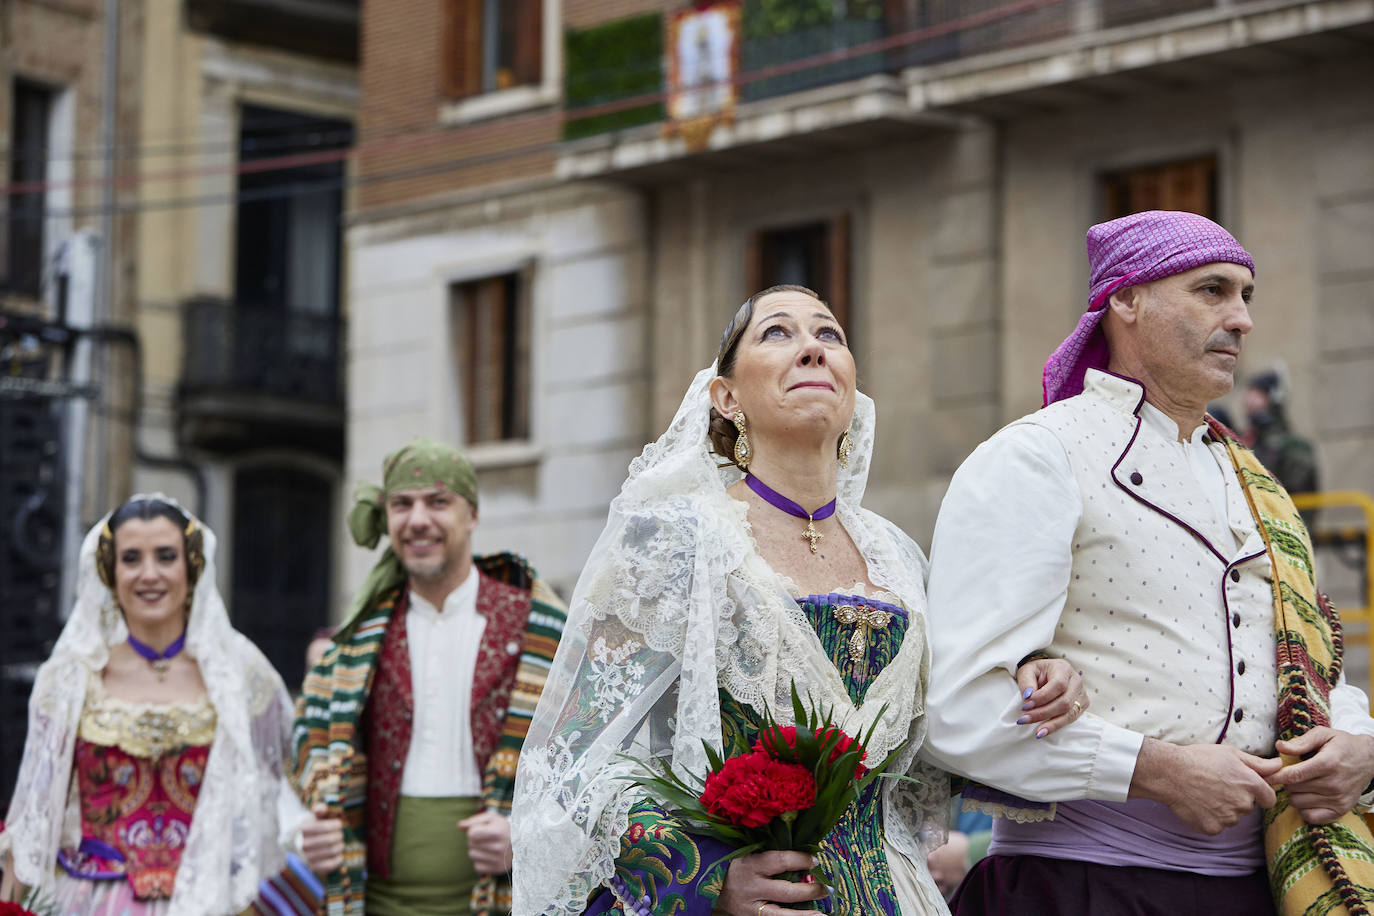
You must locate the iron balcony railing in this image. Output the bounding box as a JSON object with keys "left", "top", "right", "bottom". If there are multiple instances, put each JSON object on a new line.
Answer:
{"left": 181, "top": 297, "right": 343, "bottom": 406}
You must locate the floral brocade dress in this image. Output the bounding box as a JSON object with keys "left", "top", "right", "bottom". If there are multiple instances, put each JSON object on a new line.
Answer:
{"left": 48, "top": 681, "right": 217, "bottom": 916}
{"left": 584, "top": 591, "right": 909, "bottom": 916}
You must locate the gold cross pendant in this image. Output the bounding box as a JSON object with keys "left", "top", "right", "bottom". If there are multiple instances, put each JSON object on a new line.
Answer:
{"left": 834, "top": 604, "right": 894, "bottom": 663}
{"left": 802, "top": 517, "right": 823, "bottom": 554}
{"left": 152, "top": 659, "right": 170, "bottom": 682}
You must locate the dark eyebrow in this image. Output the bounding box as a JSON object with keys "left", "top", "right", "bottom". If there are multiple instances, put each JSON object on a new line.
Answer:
{"left": 1198, "top": 273, "right": 1255, "bottom": 295}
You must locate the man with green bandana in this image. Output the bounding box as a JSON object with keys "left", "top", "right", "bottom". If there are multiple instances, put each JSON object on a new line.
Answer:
{"left": 290, "top": 439, "right": 566, "bottom": 916}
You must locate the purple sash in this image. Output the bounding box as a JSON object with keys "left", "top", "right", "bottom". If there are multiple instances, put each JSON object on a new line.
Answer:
{"left": 988, "top": 797, "right": 1264, "bottom": 876}
{"left": 57, "top": 836, "right": 127, "bottom": 880}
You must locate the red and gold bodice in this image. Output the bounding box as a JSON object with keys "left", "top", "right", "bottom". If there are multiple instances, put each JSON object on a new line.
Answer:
{"left": 57, "top": 682, "right": 217, "bottom": 900}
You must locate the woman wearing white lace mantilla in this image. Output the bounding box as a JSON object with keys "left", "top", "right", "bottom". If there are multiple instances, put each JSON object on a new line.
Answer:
{"left": 0, "top": 496, "right": 342, "bottom": 915}
{"left": 511, "top": 286, "right": 1087, "bottom": 916}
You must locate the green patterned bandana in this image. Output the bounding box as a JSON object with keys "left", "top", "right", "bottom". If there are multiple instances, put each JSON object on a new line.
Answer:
{"left": 339, "top": 439, "right": 478, "bottom": 637}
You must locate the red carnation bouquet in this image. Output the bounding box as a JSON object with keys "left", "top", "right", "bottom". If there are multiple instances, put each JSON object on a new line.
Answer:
{"left": 625, "top": 684, "right": 907, "bottom": 896}
{"left": 0, "top": 896, "right": 51, "bottom": 916}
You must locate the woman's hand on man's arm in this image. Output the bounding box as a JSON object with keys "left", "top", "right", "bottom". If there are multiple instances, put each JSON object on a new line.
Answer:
{"left": 1014, "top": 656, "right": 1089, "bottom": 738}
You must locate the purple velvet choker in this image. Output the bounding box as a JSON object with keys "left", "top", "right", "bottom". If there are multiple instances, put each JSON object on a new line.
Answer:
{"left": 127, "top": 631, "right": 186, "bottom": 681}
{"left": 745, "top": 474, "right": 837, "bottom": 555}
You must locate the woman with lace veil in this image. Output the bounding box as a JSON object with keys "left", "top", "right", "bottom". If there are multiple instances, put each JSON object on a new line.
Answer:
{"left": 0, "top": 496, "right": 343, "bottom": 915}
{"left": 511, "top": 286, "right": 1087, "bottom": 915}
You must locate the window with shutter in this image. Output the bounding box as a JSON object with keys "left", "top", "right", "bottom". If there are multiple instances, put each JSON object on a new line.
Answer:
{"left": 452, "top": 272, "right": 531, "bottom": 444}
{"left": 749, "top": 215, "right": 852, "bottom": 333}
{"left": 442, "top": 0, "right": 544, "bottom": 99}
{"left": 1101, "top": 155, "right": 1218, "bottom": 220}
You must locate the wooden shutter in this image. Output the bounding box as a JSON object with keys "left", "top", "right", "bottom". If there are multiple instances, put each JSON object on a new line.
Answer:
{"left": 826, "top": 212, "right": 851, "bottom": 333}
{"left": 1102, "top": 156, "right": 1217, "bottom": 220}
{"left": 513, "top": 0, "right": 543, "bottom": 87}
{"left": 460, "top": 274, "right": 529, "bottom": 443}
{"left": 442, "top": 0, "right": 484, "bottom": 99}
{"left": 747, "top": 229, "right": 764, "bottom": 295}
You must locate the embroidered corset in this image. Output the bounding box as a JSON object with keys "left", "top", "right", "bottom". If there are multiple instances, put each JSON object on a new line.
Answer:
{"left": 59, "top": 684, "right": 217, "bottom": 900}
{"left": 601, "top": 591, "right": 909, "bottom": 916}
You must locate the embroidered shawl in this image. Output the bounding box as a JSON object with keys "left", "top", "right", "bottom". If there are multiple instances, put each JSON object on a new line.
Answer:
{"left": 1216, "top": 421, "right": 1374, "bottom": 915}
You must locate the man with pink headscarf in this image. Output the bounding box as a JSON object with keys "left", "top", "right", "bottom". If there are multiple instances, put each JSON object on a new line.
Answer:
{"left": 920, "top": 211, "right": 1374, "bottom": 915}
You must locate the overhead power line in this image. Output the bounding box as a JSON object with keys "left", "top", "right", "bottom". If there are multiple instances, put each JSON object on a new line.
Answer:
{"left": 2, "top": 0, "right": 1059, "bottom": 213}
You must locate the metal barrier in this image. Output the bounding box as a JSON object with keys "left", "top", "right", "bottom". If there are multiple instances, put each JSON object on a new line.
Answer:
{"left": 1291, "top": 490, "right": 1374, "bottom": 706}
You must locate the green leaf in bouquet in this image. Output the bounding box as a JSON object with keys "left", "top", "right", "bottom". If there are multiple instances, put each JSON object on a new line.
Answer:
{"left": 791, "top": 682, "right": 809, "bottom": 729}
{"left": 702, "top": 739, "right": 726, "bottom": 775}
{"left": 20, "top": 887, "right": 58, "bottom": 916}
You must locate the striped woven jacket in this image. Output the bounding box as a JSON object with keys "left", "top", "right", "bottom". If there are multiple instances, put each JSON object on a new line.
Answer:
{"left": 290, "top": 552, "right": 566, "bottom": 916}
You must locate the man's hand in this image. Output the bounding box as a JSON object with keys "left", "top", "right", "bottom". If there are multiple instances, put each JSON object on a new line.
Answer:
{"left": 300, "top": 803, "right": 345, "bottom": 876}
{"left": 1270, "top": 727, "right": 1374, "bottom": 824}
{"left": 1129, "top": 738, "right": 1281, "bottom": 835}
{"left": 458, "top": 809, "right": 513, "bottom": 875}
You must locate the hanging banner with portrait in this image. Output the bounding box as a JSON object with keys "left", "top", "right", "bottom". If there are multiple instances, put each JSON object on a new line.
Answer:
{"left": 665, "top": 0, "right": 742, "bottom": 151}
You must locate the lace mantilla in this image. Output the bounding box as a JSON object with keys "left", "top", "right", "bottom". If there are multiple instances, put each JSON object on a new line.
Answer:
{"left": 0, "top": 495, "right": 303, "bottom": 916}
{"left": 78, "top": 682, "right": 217, "bottom": 760}
{"left": 511, "top": 366, "right": 949, "bottom": 916}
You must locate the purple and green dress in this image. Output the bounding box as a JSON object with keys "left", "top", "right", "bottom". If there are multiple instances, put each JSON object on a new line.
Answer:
{"left": 583, "top": 591, "right": 908, "bottom": 916}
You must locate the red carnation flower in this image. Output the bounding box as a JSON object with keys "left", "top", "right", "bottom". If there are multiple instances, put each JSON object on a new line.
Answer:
{"left": 753, "top": 724, "right": 868, "bottom": 780}
{"left": 761, "top": 757, "right": 817, "bottom": 812}
{"left": 0, "top": 902, "right": 37, "bottom": 916}
{"left": 699, "top": 752, "right": 816, "bottom": 828}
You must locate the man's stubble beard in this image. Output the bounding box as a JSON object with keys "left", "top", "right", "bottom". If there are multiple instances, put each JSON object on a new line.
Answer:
{"left": 402, "top": 553, "right": 451, "bottom": 584}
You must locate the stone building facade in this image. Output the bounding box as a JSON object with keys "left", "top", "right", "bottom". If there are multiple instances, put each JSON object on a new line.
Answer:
{"left": 349, "top": 0, "right": 1374, "bottom": 605}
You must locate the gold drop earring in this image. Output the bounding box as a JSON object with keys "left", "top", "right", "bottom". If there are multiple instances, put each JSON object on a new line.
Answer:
{"left": 732, "top": 411, "right": 752, "bottom": 470}
{"left": 838, "top": 426, "right": 854, "bottom": 469}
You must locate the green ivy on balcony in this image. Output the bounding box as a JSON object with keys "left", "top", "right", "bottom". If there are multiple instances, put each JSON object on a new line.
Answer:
{"left": 563, "top": 13, "right": 665, "bottom": 142}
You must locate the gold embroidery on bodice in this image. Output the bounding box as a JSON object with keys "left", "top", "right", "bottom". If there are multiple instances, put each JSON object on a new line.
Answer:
{"left": 79, "top": 682, "right": 217, "bottom": 759}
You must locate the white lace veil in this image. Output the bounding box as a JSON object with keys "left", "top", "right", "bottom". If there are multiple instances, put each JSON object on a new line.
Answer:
{"left": 1, "top": 495, "right": 296, "bottom": 916}
{"left": 511, "top": 367, "right": 948, "bottom": 915}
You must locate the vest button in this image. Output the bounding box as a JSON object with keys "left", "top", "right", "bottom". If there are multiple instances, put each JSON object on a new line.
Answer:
{"left": 380, "top": 800, "right": 388, "bottom": 811}
{"left": 403, "top": 710, "right": 412, "bottom": 722}
{"left": 1230, "top": 569, "right": 1241, "bottom": 583}
{"left": 1237, "top": 660, "right": 1246, "bottom": 675}
{"left": 391, "top": 759, "right": 401, "bottom": 772}
{"left": 1234, "top": 708, "right": 1244, "bottom": 723}
{"left": 1232, "top": 612, "right": 1241, "bottom": 627}
{"left": 1130, "top": 471, "right": 1143, "bottom": 486}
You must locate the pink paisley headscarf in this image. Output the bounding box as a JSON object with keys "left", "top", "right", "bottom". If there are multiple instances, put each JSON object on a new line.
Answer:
{"left": 1041, "top": 210, "right": 1255, "bottom": 406}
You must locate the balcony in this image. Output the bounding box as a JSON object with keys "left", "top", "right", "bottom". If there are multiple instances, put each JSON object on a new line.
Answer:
{"left": 183, "top": 0, "right": 359, "bottom": 62}
{"left": 558, "top": 0, "right": 1374, "bottom": 181}
{"left": 178, "top": 297, "right": 344, "bottom": 456}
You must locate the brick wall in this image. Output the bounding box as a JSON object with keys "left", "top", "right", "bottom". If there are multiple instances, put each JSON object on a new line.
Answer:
{"left": 357, "top": 0, "right": 692, "bottom": 214}
{"left": 356, "top": 0, "right": 558, "bottom": 213}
